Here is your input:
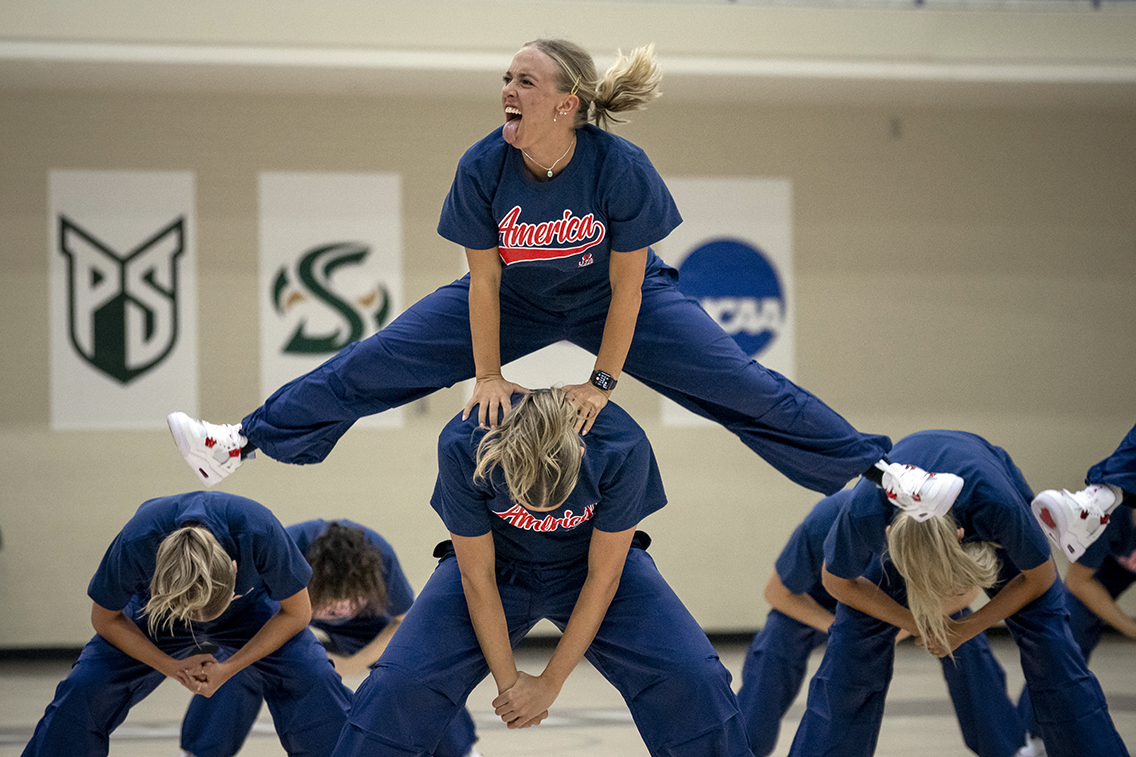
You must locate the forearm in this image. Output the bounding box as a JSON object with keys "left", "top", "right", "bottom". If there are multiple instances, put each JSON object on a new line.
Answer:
{"left": 542, "top": 570, "right": 621, "bottom": 689}
{"left": 346, "top": 617, "right": 403, "bottom": 668}
{"left": 467, "top": 253, "right": 503, "bottom": 378}
{"left": 822, "top": 568, "right": 917, "bottom": 634}
{"left": 952, "top": 560, "right": 1056, "bottom": 645}
{"left": 462, "top": 575, "right": 519, "bottom": 692}
{"left": 767, "top": 588, "right": 835, "bottom": 633}
{"left": 92, "top": 606, "right": 178, "bottom": 676}
{"left": 222, "top": 604, "right": 309, "bottom": 675}
{"left": 593, "top": 282, "right": 641, "bottom": 379}
{"left": 1069, "top": 572, "right": 1136, "bottom": 638}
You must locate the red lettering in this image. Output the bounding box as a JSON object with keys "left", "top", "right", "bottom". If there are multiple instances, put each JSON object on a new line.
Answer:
{"left": 496, "top": 206, "right": 607, "bottom": 265}
{"left": 493, "top": 503, "right": 597, "bottom": 532}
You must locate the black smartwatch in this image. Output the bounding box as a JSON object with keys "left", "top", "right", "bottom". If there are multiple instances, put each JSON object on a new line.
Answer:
{"left": 589, "top": 369, "right": 617, "bottom": 392}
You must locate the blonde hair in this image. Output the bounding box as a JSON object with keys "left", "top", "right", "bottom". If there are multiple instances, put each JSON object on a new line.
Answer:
{"left": 473, "top": 388, "right": 582, "bottom": 509}
{"left": 524, "top": 39, "right": 662, "bottom": 130}
{"left": 143, "top": 526, "right": 236, "bottom": 634}
{"left": 886, "top": 511, "right": 1000, "bottom": 657}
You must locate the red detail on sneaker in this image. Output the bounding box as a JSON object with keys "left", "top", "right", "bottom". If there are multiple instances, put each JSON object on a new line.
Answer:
{"left": 228, "top": 448, "right": 240, "bottom": 459}
{"left": 912, "top": 493, "right": 922, "bottom": 502}
{"left": 1079, "top": 510, "right": 1090, "bottom": 520}
{"left": 1039, "top": 508, "right": 1057, "bottom": 530}
{"left": 205, "top": 437, "right": 217, "bottom": 449}
{"left": 1102, "top": 514, "right": 1111, "bottom": 525}
{"left": 928, "top": 473, "right": 936, "bottom": 478}
{"left": 886, "top": 490, "right": 898, "bottom": 501}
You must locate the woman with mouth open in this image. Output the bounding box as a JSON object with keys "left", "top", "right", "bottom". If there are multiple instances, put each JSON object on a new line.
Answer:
{"left": 169, "top": 39, "right": 962, "bottom": 517}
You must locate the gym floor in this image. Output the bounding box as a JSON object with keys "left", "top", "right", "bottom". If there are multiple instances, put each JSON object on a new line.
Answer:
{"left": 2, "top": 632, "right": 1132, "bottom": 756}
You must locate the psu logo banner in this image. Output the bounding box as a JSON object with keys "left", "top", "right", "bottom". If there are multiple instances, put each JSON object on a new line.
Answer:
{"left": 59, "top": 216, "right": 184, "bottom": 384}
{"left": 49, "top": 169, "right": 198, "bottom": 430}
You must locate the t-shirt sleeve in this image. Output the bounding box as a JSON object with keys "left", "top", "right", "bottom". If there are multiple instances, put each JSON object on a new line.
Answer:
{"left": 967, "top": 486, "right": 1051, "bottom": 573}
{"left": 775, "top": 519, "right": 826, "bottom": 595}
{"left": 601, "top": 151, "right": 682, "bottom": 253}
{"left": 593, "top": 437, "right": 666, "bottom": 534}
{"left": 252, "top": 517, "right": 313, "bottom": 602}
{"left": 367, "top": 531, "right": 415, "bottom": 616}
{"left": 437, "top": 148, "right": 502, "bottom": 250}
{"left": 87, "top": 533, "right": 153, "bottom": 611}
{"left": 432, "top": 433, "right": 495, "bottom": 538}
{"left": 824, "top": 483, "right": 887, "bottom": 580}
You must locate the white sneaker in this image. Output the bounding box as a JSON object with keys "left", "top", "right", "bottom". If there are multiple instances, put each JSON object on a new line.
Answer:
{"left": 881, "top": 462, "right": 964, "bottom": 521}
{"left": 1015, "top": 732, "right": 1046, "bottom": 757}
{"left": 1031, "top": 484, "right": 1120, "bottom": 562}
{"left": 167, "top": 412, "right": 247, "bottom": 487}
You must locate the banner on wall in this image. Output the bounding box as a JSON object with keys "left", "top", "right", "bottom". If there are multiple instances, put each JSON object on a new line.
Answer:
{"left": 49, "top": 170, "right": 197, "bottom": 430}
{"left": 653, "top": 177, "right": 794, "bottom": 426}
{"left": 259, "top": 172, "right": 404, "bottom": 428}
{"left": 469, "top": 178, "right": 793, "bottom": 418}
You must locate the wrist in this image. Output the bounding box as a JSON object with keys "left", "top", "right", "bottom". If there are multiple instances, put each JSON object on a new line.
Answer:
{"left": 494, "top": 668, "right": 519, "bottom": 693}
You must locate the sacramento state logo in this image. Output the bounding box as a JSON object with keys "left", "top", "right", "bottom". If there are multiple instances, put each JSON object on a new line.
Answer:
{"left": 272, "top": 242, "right": 392, "bottom": 354}
{"left": 58, "top": 216, "right": 184, "bottom": 384}
{"left": 676, "top": 238, "right": 785, "bottom": 357}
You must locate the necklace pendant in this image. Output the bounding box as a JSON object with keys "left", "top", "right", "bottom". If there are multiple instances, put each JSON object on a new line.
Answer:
{"left": 546, "top": 169, "right": 553, "bottom": 178}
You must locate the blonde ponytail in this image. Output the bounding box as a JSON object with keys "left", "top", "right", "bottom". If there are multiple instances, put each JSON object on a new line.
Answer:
{"left": 524, "top": 39, "right": 661, "bottom": 130}
{"left": 886, "top": 511, "right": 1000, "bottom": 656}
{"left": 593, "top": 45, "right": 662, "bottom": 129}
{"left": 143, "top": 526, "right": 236, "bottom": 634}
{"left": 473, "top": 388, "right": 582, "bottom": 509}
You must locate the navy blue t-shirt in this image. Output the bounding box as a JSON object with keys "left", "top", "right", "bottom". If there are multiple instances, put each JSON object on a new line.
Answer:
{"left": 437, "top": 125, "right": 682, "bottom": 311}
{"left": 775, "top": 491, "right": 850, "bottom": 614}
{"left": 287, "top": 519, "right": 415, "bottom": 619}
{"left": 825, "top": 430, "right": 1050, "bottom": 581}
{"left": 1080, "top": 508, "right": 1136, "bottom": 575}
{"left": 431, "top": 397, "right": 666, "bottom": 566}
{"left": 88, "top": 491, "right": 311, "bottom": 623}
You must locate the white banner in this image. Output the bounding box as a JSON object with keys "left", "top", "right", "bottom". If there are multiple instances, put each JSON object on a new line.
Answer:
{"left": 259, "top": 173, "right": 403, "bottom": 427}
{"left": 653, "top": 178, "right": 794, "bottom": 426}
{"left": 49, "top": 170, "right": 197, "bottom": 430}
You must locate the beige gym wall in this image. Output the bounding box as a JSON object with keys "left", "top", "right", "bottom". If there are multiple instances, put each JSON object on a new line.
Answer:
{"left": 1, "top": 1, "right": 1135, "bottom": 647}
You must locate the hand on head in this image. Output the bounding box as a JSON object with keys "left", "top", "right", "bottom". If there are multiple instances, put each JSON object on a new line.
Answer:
{"left": 463, "top": 375, "right": 530, "bottom": 428}
{"left": 563, "top": 382, "right": 610, "bottom": 435}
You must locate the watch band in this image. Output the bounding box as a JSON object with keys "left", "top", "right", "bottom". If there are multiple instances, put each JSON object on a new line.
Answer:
{"left": 590, "top": 369, "right": 617, "bottom": 392}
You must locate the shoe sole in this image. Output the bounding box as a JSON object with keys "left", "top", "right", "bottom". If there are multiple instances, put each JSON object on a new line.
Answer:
{"left": 1031, "top": 490, "right": 1082, "bottom": 561}
{"left": 167, "top": 412, "right": 220, "bottom": 487}
{"left": 167, "top": 412, "right": 193, "bottom": 458}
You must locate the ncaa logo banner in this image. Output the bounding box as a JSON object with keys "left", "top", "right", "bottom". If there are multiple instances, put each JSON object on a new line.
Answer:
{"left": 259, "top": 173, "right": 403, "bottom": 427}
{"left": 49, "top": 170, "right": 198, "bottom": 430}
{"left": 654, "top": 178, "right": 793, "bottom": 426}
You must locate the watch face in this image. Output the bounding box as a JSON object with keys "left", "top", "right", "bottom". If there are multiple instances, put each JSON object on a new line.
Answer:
{"left": 591, "top": 371, "right": 614, "bottom": 390}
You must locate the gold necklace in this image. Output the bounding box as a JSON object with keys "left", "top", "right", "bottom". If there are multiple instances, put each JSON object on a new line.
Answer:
{"left": 522, "top": 135, "right": 576, "bottom": 178}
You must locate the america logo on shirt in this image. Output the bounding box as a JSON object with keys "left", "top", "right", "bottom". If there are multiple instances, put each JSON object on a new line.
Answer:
{"left": 494, "top": 503, "right": 596, "bottom": 532}
{"left": 497, "top": 206, "right": 606, "bottom": 265}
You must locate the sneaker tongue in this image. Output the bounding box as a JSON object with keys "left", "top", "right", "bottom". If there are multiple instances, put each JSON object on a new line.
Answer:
{"left": 503, "top": 118, "right": 520, "bottom": 145}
